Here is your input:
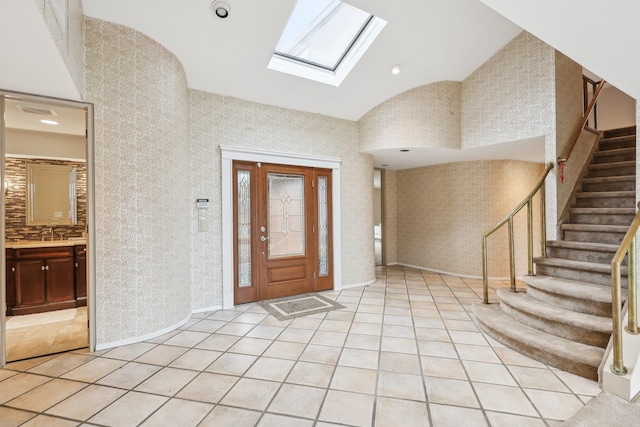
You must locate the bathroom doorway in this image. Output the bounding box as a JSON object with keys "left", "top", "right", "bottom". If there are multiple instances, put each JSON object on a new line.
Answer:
{"left": 374, "top": 169, "right": 384, "bottom": 266}
{"left": 1, "top": 91, "right": 94, "bottom": 365}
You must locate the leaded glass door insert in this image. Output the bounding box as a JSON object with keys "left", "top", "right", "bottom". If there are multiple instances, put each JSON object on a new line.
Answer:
{"left": 267, "top": 173, "right": 306, "bottom": 259}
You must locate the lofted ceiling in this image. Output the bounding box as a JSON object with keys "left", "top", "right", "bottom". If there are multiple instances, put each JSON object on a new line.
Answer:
{"left": 12, "top": 1, "right": 636, "bottom": 169}
{"left": 81, "top": 0, "right": 522, "bottom": 122}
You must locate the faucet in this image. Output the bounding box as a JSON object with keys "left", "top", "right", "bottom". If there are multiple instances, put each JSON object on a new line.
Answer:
{"left": 49, "top": 227, "right": 54, "bottom": 241}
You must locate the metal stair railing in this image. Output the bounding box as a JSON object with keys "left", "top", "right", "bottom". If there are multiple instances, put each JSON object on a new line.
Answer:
{"left": 481, "top": 162, "right": 554, "bottom": 303}
{"left": 610, "top": 201, "right": 640, "bottom": 375}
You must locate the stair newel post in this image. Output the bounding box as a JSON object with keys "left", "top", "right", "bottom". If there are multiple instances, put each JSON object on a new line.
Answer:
{"left": 626, "top": 237, "right": 638, "bottom": 334}
{"left": 611, "top": 260, "right": 627, "bottom": 375}
{"left": 508, "top": 217, "right": 516, "bottom": 292}
{"left": 482, "top": 236, "right": 489, "bottom": 304}
{"left": 527, "top": 200, "right": 534, "bottom": 275}
{"left": 540, "top": 179, "right": 547, "bottom": 258}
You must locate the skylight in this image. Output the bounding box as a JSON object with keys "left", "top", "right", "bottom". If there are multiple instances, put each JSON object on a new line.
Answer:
{"left": 268, "top": 0, "right": 386, "bottom": 87}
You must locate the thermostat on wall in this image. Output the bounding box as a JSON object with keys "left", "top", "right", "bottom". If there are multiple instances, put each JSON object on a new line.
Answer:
{"left": 196, "top": 198, "right": 209, "bottom": 208}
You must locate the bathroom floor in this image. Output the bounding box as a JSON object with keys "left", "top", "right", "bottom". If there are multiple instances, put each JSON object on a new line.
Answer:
{"left": 5, "top": 307, "right": 88, "bottom": 362}
{"left": 0, "top": 267, "right": 600, "bottom": 426}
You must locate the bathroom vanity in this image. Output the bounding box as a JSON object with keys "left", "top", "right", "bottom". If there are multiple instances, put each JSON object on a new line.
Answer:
{"left": 5, "top": 240, "right": 86, "bottom": 316}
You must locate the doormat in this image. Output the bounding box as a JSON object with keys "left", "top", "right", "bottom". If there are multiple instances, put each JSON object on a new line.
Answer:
{"left": 259, "top": 293, "right": 346, "bottom": 321}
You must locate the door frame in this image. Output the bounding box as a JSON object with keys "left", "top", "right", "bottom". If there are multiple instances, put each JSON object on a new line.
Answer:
{"left": 0, "top": 90, "right": 95, "bottom": 367}
{"left": 221, "top": 146, "right": 342, "bottom": 308}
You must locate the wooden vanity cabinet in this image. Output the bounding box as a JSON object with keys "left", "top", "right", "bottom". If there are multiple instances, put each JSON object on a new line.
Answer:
{"left": 75, "top": 245, "right": 87, "bottom": 306}
{"left": 11, "top": 246, "right": 76, "bottom": 316}
{"left": 6, "top": 249, "right": 15, "bottom": 315}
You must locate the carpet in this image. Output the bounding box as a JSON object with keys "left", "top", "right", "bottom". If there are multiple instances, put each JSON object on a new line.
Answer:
{"left": 259, "top": 293, "right": 346, "bottom": 321}
{"left": 7, "top": 308, "right": 77, "bottom": 330}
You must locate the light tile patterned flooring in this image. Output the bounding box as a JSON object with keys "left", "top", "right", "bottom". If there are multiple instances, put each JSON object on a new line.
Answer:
{"left": 0, "top": 266, "right": 602, "bottom": 426}
{"left": 5, "top": 307, "right": 89, "bottom": 362}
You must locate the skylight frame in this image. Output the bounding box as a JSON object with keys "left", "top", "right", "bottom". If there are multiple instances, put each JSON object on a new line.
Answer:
{"left": 268, "top": 1, "right": 387, "bottom": 87}
{"left": 274, "top": 14, "right": 374, "bottom": 73}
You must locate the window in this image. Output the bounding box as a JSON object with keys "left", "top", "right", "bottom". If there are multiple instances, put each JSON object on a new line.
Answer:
{"left": 268, "top": 0, "right": 386, "bottom": 86}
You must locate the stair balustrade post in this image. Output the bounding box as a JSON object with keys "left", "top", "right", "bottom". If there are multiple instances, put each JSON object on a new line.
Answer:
{"left": 611, "top": 261, "right": 627, "bottom": 375}
{"left": 527, "top": 200, "right": 534, "bottom": 275}
{"left": 508, "top": 217, "right": 516, "bottom": 292}
{"left": 540, "top": 180, "right": 547, "bottom": 258}
{"left": 626, "top": 238, "right": 638, "bottom": 334}
{"left": 482, "top": 236, "right": 489, "bottom": 304}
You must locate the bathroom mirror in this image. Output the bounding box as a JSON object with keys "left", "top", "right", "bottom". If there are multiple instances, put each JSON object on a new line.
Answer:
{"left": 26, "top": 163, "right": 77, "bottom": 225}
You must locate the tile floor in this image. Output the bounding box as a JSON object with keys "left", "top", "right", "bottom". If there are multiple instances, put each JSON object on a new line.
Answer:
{"left": 0, "top": 266, "right": 602, "bottom": 426}
{"left": 5, "top": 307, "right": 89, "bottom": 362}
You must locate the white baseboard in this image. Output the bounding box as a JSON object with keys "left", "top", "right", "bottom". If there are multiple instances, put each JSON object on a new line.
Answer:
{"left": 340, "top": 278, "right": 377, "bottom": 290}
{"left": 192, "top": 305, "right": 223, "bottom": 314}
{"left": 386, "top": 262, "right": 515, "bottom": 281}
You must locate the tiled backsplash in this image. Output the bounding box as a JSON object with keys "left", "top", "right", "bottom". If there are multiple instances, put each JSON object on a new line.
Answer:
{"left": 5, "top": 157, "right": 87, "bottom": 241}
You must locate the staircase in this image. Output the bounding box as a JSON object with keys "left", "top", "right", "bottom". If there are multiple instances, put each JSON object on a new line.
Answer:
{"left": 474, "top": 126, "right": 636, "bottom": 381}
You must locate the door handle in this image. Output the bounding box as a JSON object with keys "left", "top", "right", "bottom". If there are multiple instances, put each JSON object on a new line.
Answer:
{"left": 261, "top": 236, "right": 269, "bottom": 242}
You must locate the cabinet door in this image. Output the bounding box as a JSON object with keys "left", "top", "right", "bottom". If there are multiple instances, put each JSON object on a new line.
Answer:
{"left": 75, "top": 246, "right": 87, "bottom": 304}
{"left": 6, "top": 259, "right": 15, "bottom": 315}
{"left": 46, "top": 257, "right": 76, "bottom": 302}
{"left": 15, "top": 259, "right": 46, "bottom": 306}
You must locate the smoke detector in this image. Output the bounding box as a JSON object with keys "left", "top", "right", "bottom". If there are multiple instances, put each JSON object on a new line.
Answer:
{"left": 211, "top": 1, "right": 230, "bottom": 18}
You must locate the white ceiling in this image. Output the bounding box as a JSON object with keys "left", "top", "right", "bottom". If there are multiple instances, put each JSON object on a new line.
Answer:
{"left": 82, "top": 0, "right": 522, "bottom": 121}
{"left": 477, "top": 0, "right": 640, "bottom": 101}
{"left": 7, "top": 1, "right": 636, "bottom": 170}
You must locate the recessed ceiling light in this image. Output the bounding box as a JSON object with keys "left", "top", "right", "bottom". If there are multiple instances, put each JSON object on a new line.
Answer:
{"left": 40, "top": 119, "right": 58, "bottom": 125}
{"left": 400, "top": 149, "right": 409, "bottom": 152}
{"left": 211, "top": 1, "right": 230, "bottom": 18}
{"left": 389, "top": 64, "right": 401, "bottom": 75}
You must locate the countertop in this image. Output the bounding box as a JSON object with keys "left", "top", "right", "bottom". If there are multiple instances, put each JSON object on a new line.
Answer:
{"left": 5, "top": 239, "right": 87, "bottom": 249}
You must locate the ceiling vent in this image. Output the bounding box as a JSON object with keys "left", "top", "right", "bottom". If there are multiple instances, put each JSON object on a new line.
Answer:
{"left": 15, "top": 104, "right": 58, "bottom": 116}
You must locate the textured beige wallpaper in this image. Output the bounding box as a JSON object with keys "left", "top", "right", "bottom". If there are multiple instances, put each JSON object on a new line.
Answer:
{"left": 189, "top": 90, "right": 375, "bottom": 311}
{"left": 36, "top": 0, "right": 85, "bottom": 97}
{"left": 396, "top": 161, "right": 544, "bottom": 277}
{"left": 383, "top": 170, "right": 398, "bottom": 264}
{"left": 85, "top": 18, "right": 192, "bottom": 346}
{"left": 461, "top": 32, "right": 556, "bottom": 149}
{"left": 359, "top": 81, "right": 461, "bottom": 152}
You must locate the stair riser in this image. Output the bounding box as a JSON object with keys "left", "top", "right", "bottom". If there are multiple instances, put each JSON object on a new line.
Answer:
{"left": 588, "top": 166, "right": 635, "bottom": 178}
{"left": 535, "top": 264, "right": 627, "bottom": 287}
{"left": 582, "top": 181, "right": 635, "bottom": 192}
{"left": 593, "top": 153, "right": 636, "bottom": 164}
{"left": 526, "top": 285, "right": 612, "bottom": 317}
{"left": 475, "top": 317, "right": 598, "bottom": 380}
{"left": 599, "top": 139, "right": 636, "bottom": 150}
{"left": 562, "top": 229, "right": 625, "bottom": 245}
{"left": 569, "top": 213, "right": 635, "bottom": 225}
{"left": 546, "top": 247, "right": 624, "bottom": 265}
{"left": 575, "top": 197, "right": 635, "bottom": 209}
{"left": 499, "top": 300, "right": 610, "bottom": 348}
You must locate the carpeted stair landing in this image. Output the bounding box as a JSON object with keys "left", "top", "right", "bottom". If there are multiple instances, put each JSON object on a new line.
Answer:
{"left": 473, "top": 126, "right": 636, "bottom": 381}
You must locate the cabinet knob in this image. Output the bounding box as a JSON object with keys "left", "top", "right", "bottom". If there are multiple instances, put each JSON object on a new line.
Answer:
{"left": 11, "top": 267, "right": 15, "bottom": 272}
{"left": 45, "top": 265, "right": 49, "bottom": 271}
{"left": 41, "top": 266, "right": 45, "bottom": 271}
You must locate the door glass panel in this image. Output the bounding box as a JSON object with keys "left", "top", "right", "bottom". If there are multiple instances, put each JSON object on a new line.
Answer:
{"left": 237, "top": 170, "right": 252, "bottom": 287}
{"left": 318, "top": 176, "right": 329, "bottom": 276}
{"left": 268, "top": 173, "right": 305, "bottom": 258}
